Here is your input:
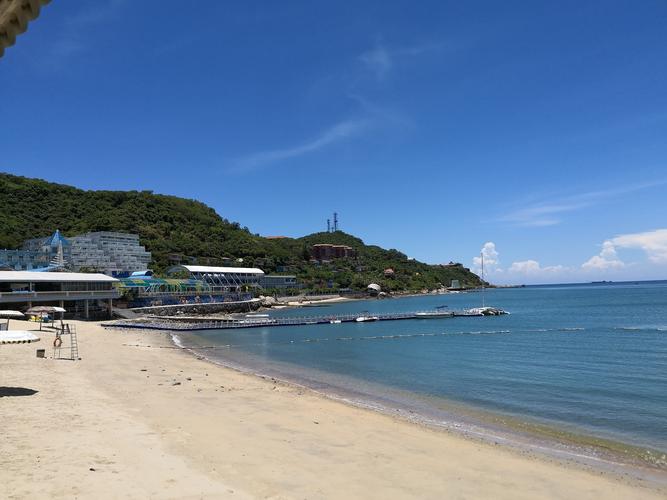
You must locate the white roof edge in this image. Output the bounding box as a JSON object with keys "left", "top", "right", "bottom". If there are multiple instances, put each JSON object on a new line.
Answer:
{"left": 0, "top": 271, "right": 118, "bottom": 282}
{"left": 178, "top": 265, "right": 265, "bottom": 275}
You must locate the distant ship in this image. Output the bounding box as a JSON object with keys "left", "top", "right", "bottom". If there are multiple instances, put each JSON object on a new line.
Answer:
{"left": 591, "top": 280, "right": 613, "bottom": 284}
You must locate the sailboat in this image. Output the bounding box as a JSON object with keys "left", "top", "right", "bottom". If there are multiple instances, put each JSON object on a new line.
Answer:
{"left": 465, "top": 252, "right": 509, "bottom": 316}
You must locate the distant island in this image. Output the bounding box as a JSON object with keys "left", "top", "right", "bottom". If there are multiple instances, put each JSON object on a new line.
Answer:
{"left": 0, "top": 173, "right": 483, "bottom": 293}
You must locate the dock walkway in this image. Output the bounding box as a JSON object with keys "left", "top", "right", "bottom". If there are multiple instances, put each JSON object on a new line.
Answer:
{"left": 105, "top": 309, "right": 504, "bottom": 332}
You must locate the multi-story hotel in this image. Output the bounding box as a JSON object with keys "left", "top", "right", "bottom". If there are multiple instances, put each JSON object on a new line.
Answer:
{"left": 1, "top": 230, "right": 151, "bottom": 276}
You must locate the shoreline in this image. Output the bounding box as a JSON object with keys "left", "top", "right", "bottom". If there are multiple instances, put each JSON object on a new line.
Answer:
{"left": 2, "top": 319, "right": 665, "bottom": 498}
{"left": 171, "top": 330, "right": 667, "bottom": 485}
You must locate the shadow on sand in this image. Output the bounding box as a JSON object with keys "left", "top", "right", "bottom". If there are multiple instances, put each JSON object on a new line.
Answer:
{"left": 0, "top": 387, "right": 39, "bottom": 397}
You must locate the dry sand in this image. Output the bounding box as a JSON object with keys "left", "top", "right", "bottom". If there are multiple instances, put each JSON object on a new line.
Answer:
{"left": 1, "top": 319, "right": 664, "bottom": 499}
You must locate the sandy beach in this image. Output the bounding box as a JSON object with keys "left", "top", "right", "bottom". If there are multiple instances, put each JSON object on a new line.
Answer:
{"left": 1, "top": 319, "right": 664, "bottom": 499}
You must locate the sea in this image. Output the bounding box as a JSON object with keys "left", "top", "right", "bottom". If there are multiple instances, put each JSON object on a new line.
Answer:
{"left": 177, "top": 281, "right": 667, "bottom": 471}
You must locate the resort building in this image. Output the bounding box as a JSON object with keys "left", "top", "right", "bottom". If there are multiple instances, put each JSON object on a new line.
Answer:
{"left": 168, "top": 265, "right": 265, "bottom": 291}
{"left": 3, "top": 230, "right": 152, "bottom": 276}
{"left": 0, "top": 270, "right": 119, "bottom": 319}
{"left": 67, "top": 232, "right": 151, "bottom": 275}
{"left": 167, "top": 265, "right": 301, "bottom": 292}
{"left": 0, "top": 248, "right": 50, "bottom": 271}
{"left": 117, "top": 276, "right": 253, "bottom": 308}
{"left": 311, "top": 244, "right": 357, "bottom": 261}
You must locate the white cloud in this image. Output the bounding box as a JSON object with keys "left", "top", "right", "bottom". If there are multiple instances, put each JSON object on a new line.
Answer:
{"left": 582, "top": 240, "right": 625, "bottom": 270}
{"left": 582, "top": 229, "right": 667, "bottom": 271}
{"left": 472, "top": 242, "right": 501, "bottom": 274}
{"left": 229, "top": 118, "right": 371, "bottom": 173}
{"left": 508, "top": 260, "right": 567, "bottom": 275}
{"left": 471, "top": 242, "right": 570, "bottom": 284}
{"left": 499, "top": 180, "right": 666, "bottom": 227}
{"left": 611, "top": 229, "right": 667, "bottom": 264}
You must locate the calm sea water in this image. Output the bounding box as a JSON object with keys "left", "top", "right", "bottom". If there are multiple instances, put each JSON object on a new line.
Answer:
{"left": 183, "top": 282, "right": 667, "bottom": 453}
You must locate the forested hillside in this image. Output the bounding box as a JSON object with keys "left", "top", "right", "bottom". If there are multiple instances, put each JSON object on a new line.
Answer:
{"left": 0, "top": 173, "right": 483, "bottom": 291}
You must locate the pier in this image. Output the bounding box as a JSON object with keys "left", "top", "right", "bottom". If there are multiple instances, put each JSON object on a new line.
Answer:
{"left": 105, "top": 308, "right": 507, "bottom": 332}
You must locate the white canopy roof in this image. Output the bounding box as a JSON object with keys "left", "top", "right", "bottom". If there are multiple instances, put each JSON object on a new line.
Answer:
{"left": 0, "top": 310, "right": 25, "bottom": 318}
{"left": 180, "top": 265, "right": 264, "bottom": 275}
{"left": 0, "top": 271, "right": 118, "bottom": 283}
{"left": 0, "top": 331, "right": 40, "bottom": 344}
{"left": 26, "top": 306, "right": 66, "bottom": 313}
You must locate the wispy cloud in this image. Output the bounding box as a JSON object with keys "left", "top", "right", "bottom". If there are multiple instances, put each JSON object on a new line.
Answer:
{"left": 43, "top": 0, "right": 126, "bottom": 69}
{"left": 499, "top": 180, "right": 666, "bottom": 227}
{"left": 229, "top": 118, "right": 372, "bottom": 173}
{"left": 359, "top": 44, "right": 393, "bottom": 80}
{"left": 359, "top": 40, "right": 445, "bottom": 80}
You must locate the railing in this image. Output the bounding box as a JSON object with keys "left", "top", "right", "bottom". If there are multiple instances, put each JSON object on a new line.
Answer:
{"left": 127, "top": 293, "right": 254, "bottom": 309}
{"left": 133, "top": 290, "right": 233, "bottom": 298}
{"left": 0, "top": 289, "right": 120, "bottom": 300}
{"left": 106, "top": 307, "right": 508, "bottom": 332}
{"left": 109, "top": 311, "right": 427, "bottom": 331}
{"left": 1, "top": 290, "right": 120, "bottom": 298}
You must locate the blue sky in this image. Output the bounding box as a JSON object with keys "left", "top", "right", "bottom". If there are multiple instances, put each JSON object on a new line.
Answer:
{"left": 2, "top": 1, "right": 666, "bottom": 284}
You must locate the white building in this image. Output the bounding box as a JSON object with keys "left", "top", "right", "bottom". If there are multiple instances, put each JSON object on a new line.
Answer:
{"left": 69, "top": 232, "right": 151, "bottom": 275}
{"left": 16, "top": 230, "right": 152, "bottom": 275}
{"left": 0, "top": 271, "right": 119, "bottom": 319}
{"left": 168, "top": 265, "right": 264, "bottom": 291}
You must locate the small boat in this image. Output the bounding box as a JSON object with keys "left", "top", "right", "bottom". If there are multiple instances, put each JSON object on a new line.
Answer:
{"left": 237, "top": 313, "right": 274, "bottom": 324}
{"left": 355, "top": 314, "right": 379, "bottom": 322}
{"left": 330, "top": 319, "right": 342, "bottom": 324}
{"left": 465, "top": 307, "right": 508, "bottom": 316}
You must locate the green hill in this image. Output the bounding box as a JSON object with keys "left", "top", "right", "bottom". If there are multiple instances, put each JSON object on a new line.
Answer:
{"left": 0, "top": 173, "right": 483, "bottom": 292}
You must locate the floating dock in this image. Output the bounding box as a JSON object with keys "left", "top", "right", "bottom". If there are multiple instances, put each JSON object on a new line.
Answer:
{"left": 105, "top": 308, "right": 507, "bottom": 332}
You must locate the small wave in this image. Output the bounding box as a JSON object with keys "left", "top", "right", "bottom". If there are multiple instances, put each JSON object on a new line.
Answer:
{"left": 170, "top": 333, "right": 185, "bottom": 348}
{"left": 525, "top": 327, "right": 584, "bottom": 333}
{"left": 333, "top": 330, "right": 511, "bottom": 342}
{"left": 459, "top": 330, "right": 511, "bottom": 335}
{"left": 614, "top": 326, "right": 667, "bottom": 333}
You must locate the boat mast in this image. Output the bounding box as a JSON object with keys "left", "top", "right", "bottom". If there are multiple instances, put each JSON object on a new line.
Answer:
{"left": 481, "top": 252, "right": 485, "bottom": 307}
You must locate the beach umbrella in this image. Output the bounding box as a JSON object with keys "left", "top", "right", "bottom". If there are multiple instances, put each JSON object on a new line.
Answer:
{"left": 26, "top": 306, "right": 65, "bottom": 330}
{"left": 0, "top": 310, "right": 25, "bottom": 330}
{"left": 26, "top": 306, "right": 65, "bottom": 313}
{"left": 0, "top": 330, "right": 40, "bottom": 344}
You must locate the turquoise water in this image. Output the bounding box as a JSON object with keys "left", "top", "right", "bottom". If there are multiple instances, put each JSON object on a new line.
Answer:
{"left": 184, "top": 282, "right": 667, "bottom": 454}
